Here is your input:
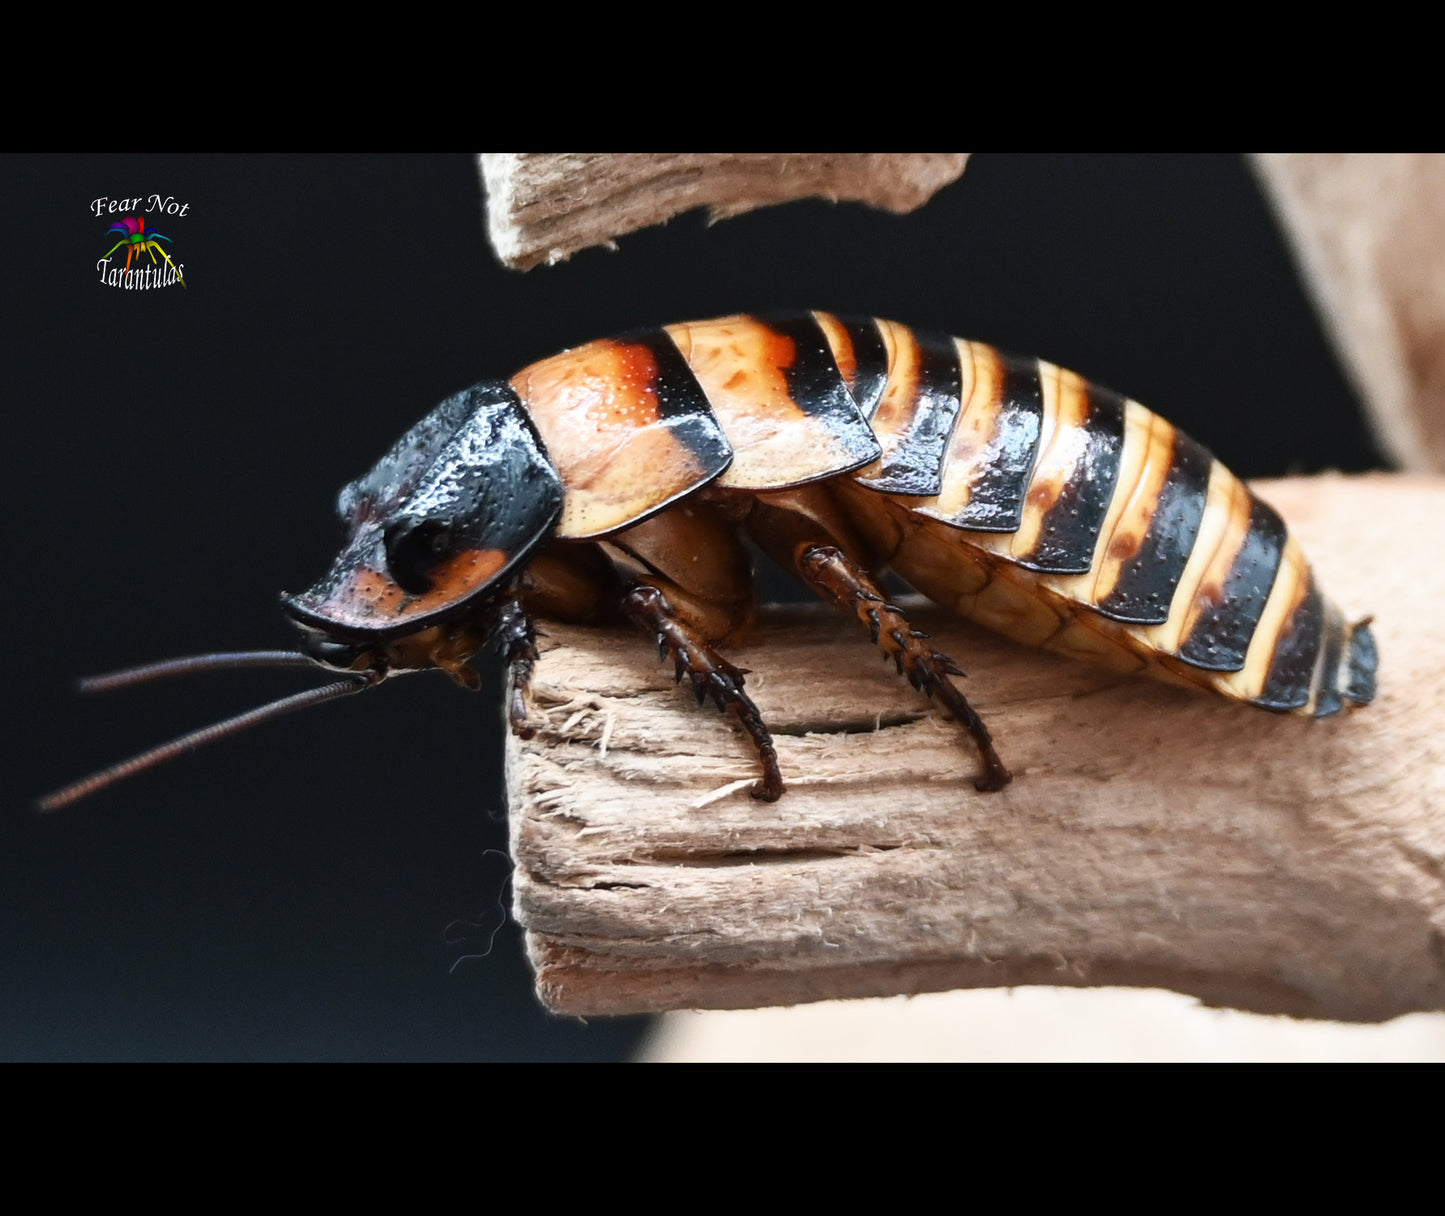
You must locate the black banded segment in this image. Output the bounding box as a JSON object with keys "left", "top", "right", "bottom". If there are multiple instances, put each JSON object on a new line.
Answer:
{"left": 615, "top": 327, "right": 735, "bottom": 478}
{"left": 1016, "top": 380, "right": 1126, "bottom": 573}
{"left": 756, "top": 312, "right": 880, "bottom": 469}
{"left": 858, "top": 330, "right": 962, "bottom": 497}
{"left": 1345, "top": 622, "right": 1377, "bottom": 705}
{"left": 1177, "top": 496, "right": 1287, "bottom": 671}
{"left": 1096, "top": 430, "right": 1212, "bottom": 625}
{"left": 946, "top": 351, "right": 1046, "bottom": 533}
{"left": 1253, "top": 576, "right": 1324, "bottom": 711}
{"left": 1311, "top": 603, "right": 1347, "bottom": 717}
{"left": 834, "top": 315, "right": 890, "bottom": 417}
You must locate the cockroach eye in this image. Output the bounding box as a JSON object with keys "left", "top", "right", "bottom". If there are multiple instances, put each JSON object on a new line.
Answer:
{"left": 384, "top": 517, "right": 455, "bottom": 594}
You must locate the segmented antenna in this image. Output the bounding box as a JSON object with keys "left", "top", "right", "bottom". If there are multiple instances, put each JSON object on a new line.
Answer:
{"left": 39, "top": 653, "right": 382, "bottom": 812}
{"left": 78, "top": 651, "right": 316, "bottom": 692}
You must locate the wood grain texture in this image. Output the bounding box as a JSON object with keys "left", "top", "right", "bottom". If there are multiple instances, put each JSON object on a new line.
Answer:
{"left": 480, "top": 154, "right": 968, "bottom": 270}
{"left": 1254, "top": 153, "right": 1445, "bottom": 473}
{"left": 507, "top": 474, "right": 1445, "bottom": 1021}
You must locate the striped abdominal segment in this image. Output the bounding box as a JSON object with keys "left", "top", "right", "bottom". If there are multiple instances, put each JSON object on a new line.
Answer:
{"left": 814, "top": 318, "right": 1369, "bottom": 716}
{"left": 507, "top": 312, "right": 1373, "bottom": 720}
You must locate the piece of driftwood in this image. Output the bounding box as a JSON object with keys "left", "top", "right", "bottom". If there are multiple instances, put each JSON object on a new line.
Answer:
{"left": 479, "top": 153, "right": 968, "bottom": 270}
{"left": 507, "top": 474, "right": 1445, "bottom": 1021}
{"left": 1253, "top": 154, "right": 1445, "bottom": 473}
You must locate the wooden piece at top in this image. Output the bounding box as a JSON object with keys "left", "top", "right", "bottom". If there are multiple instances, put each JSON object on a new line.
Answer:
{"left": 506, "top": 473, "right": 1445, "bottom": 1022}
{"left": 480, "top": 153, "right": 969, "bottom": 270}
{"left": 1254, "top": 153, "right": 1445, "bottom": 473}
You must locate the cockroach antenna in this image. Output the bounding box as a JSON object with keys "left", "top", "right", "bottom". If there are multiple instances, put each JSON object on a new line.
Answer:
{"left": 38, "top": 652, "right": 382, "bottom": 812}
{"left": 75, "top": 650, "right": 316, "bottom": 691}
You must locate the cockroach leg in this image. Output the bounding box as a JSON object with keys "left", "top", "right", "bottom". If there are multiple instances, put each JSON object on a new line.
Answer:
{"left": 798, "top": 545, "right": 1012, "bottom": 792}
{"left": 622, "top": 583, "right": 784, "bottom": 802}
{"left": 492, "top": 597, "right": 540, "bottom": 740}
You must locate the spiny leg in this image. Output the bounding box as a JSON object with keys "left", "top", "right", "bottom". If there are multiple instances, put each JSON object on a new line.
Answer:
{"left": 798, "top": 545, "right": 1012, "bottom": 792}
{"left": 492, "top": 596, "right": 540, "bottom": 739}
{"left": 622, "top": 583, "right": 784, "bottom": 802}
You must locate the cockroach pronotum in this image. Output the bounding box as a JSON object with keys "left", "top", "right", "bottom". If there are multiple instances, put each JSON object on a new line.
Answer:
{"left": 42, "top": 312, "right": 1376, "bottom": 809}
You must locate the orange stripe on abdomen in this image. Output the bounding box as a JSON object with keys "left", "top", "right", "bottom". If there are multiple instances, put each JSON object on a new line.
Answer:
{"left": 512, "top": 336, "right": 728, "bottom": 538}
{"left": 666, "top": 315, "right": 878, "bottom": 490}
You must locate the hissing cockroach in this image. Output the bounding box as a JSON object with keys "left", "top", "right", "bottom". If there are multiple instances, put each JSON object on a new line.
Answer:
{"left": 42, "top": 312, "right": 1376, "bottom": 809}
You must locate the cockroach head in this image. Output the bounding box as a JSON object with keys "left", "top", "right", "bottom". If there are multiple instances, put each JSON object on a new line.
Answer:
{"left": 282, "top": 381, "right": 562, "bottom": 651}
{"left": 40, "top": 382, "right": 564, "bottom": 812}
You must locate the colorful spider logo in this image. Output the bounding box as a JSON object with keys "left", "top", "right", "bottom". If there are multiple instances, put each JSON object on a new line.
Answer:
{"left": 102, "top": 216, "right": 186, "bottom": 288}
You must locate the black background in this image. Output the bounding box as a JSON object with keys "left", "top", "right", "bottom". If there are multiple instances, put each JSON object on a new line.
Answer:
{"left": 5, "top": 154, "right": 1381, "bottom": 1060}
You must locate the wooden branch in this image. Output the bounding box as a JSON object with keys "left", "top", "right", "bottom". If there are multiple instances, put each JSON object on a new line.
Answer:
{"left": 507, "top": 474, "right": 1445, "bottom": 1022}
{"left": 479, "top": 153, "right": 968, "bottom": 270}
{"left": 1253, "top": 154, "right": 1445, "bottom": 472}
